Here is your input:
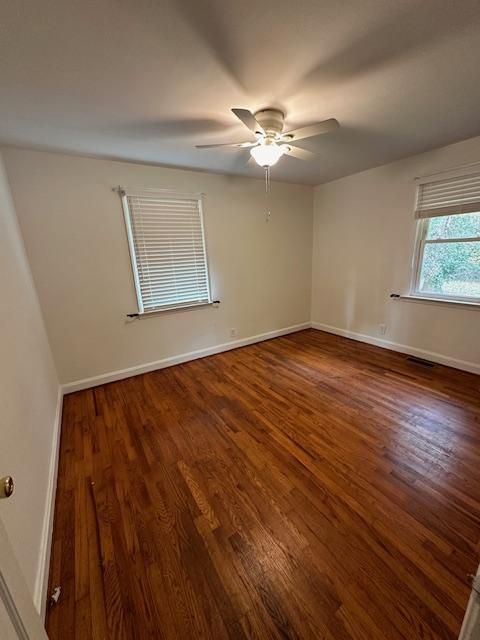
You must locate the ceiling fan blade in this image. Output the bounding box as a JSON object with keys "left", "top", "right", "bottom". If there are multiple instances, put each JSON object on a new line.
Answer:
{"left": 282, "top": 118, "right": 339, "bottom": 142}
{"left": 195, "top": 141, "right": 256, "bottom": 149}
{"left": 284, "top": 145, "right": 316, "bottom": 160}
{"left": 231, "top": 108, "right": 265, "bottom": 135}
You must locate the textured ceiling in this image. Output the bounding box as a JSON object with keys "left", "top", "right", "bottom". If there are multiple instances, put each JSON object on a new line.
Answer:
{"left": 1, "top": 0, "right": 480, "bottom": 185}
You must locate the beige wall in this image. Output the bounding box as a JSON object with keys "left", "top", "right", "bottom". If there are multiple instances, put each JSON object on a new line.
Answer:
{"left": 3, "top": 148, "right": 313, "bottom": 385}
{"left": 312, "top": 135, "right": 480, "bottom": 371}
{"left": 0, "top": 154, "right": 59, "bottom": 601}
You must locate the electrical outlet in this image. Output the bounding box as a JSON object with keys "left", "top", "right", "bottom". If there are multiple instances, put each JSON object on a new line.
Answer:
{"left": 379, "top": 323, "right": 387, "bottom": 335}
{"left": 229, "top": 328, "right": 238, "bottom": 339}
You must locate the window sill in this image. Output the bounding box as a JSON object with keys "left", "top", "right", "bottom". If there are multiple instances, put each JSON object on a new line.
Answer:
{"left": 390, "top": 294, "right": 480, "bottom": 309}
{"left": 127, "top": 300, "right": 220, "bottom": 319}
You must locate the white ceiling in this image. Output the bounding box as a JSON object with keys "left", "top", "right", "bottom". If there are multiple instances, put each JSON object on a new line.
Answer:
{"left": 1, "top": 0, "right": 480, "bottom": 185}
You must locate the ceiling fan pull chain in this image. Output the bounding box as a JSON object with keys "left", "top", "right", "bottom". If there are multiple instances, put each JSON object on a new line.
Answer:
{"left": 265, "top": 166, "right": 271, "bottom": 222}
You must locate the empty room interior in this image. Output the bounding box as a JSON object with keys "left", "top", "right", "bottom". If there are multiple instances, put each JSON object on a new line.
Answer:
{"left": 1, "top": 1, "right": 480, "bottom": 638}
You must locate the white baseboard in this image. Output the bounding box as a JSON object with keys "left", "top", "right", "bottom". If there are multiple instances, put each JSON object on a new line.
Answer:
{"left": 33, "top": 385, "right": 64, "bottom": 620}
{"left": 459, "top": 564, "right": 480, "bottom": 639}
{"left": 312, "top": 322, "right": 480, "bottom": 375}
{"left": 62, "top": 322, "right": 311, "bottom": 393}
{"left": 63, "top": 320, "right": 479, "bottom": 393}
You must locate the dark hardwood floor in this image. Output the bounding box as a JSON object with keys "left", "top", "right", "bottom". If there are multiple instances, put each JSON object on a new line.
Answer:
{"left": 46, "top": 329, "right": 480, "bottom": 639}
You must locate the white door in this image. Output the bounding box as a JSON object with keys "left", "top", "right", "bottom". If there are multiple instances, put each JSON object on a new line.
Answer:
{"left": 0, "top": 488, "right": 48, "bottom": 640}
{"left": 0, "top": 597, "right": 19, "bottom": 640}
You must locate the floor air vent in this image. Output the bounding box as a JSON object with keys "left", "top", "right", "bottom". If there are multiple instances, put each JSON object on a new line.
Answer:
{"left": 406, "top": 356, "right": 435, "bottom": 368}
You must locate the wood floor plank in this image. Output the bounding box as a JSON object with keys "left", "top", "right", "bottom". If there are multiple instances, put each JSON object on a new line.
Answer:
{"left": 46, "top": 329, "right": 480, "bottom": 639}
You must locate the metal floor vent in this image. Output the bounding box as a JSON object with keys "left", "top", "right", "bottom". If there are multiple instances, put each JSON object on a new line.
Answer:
{"left": 406, "top": 356, "right": 435, "bottom": 368}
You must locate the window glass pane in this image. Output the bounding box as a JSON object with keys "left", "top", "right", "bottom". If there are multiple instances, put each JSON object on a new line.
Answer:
{"left": 418, "top": 241, "right": 480, "bottom": 297}
{"left": 427, "top": 212, "right": 480, "bottom": 239}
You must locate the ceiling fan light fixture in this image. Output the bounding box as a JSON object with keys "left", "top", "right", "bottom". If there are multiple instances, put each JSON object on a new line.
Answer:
{"left": 250, "top": 142, "right": 286, "bottom": 167}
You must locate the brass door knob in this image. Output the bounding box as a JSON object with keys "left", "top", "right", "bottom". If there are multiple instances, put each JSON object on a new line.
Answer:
{"left": 0, "top": 476, "right": 14, "bottom": 499}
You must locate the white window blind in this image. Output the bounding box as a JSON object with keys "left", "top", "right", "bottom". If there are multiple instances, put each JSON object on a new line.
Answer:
{"left": 415, "top": 171, "right": 480, "bottom": 219}
{"left": 121, "top": 188, "right": 211, "bottom": 313}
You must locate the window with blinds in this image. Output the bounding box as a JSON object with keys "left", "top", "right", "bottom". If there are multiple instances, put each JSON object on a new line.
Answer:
{"left": 415, "top": 172, "right": 480, "bottom": 219}
{"left": 121, "top": 188, "right": 211, "bottom": 313}
{"left": 412, "top": 171, "right": 480, "bottom": 302}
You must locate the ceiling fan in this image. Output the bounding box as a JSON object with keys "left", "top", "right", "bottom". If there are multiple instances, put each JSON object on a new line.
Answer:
{"left": 195, "top": 108, "right": 339, "bottom": 169}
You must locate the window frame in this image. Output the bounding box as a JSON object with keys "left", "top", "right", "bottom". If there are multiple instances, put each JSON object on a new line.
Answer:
{"left": 411, "top": 215, "right": 480, "bottom": 304}
{"left": 120, "top": 188, "right": 213, "bottom": 315}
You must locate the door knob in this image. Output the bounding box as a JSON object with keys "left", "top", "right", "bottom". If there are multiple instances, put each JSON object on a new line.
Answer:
{"left": 0, "top": 476, "right": 14, "bottom": 499}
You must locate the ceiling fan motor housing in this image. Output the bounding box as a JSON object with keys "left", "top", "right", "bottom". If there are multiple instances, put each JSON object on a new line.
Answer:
{"left": 254, "top": 109, "right": 285, "bottom": 137}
